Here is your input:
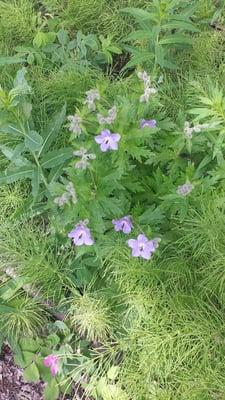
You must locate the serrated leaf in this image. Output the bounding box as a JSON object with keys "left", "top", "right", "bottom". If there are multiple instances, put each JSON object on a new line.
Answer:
{"left": 25, "top": 130, "right": 43, "bottom": 152}
{"left": 0, "top": 166, "right": 34, "bottom": 184}
{"left": 44, "top": 379, "right": 59, "bottom": 400}
{"left": 24, "top": 362, "right": 40, "bottom": 383}
{"left": 139, "top": 206, "right": 165, "bottom": 225}
{"left": 39, "top": 104, "right": 67, "bottom": 156}
{"left": 40, "top": 148, "right": 73, "bottom": 169}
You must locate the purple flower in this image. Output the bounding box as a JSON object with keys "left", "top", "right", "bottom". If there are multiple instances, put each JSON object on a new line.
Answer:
{"left": 95, "top": 129, "right": 121, "bottom": 152}
{"left": 127, "top": 234, "right": 159, "bottom": 260}
{"left": 112, "top": 216, "right": 133, "bottom": 234}
{"left": 68, "top": 221, "right": 94, "bottom": 246}
{"left": 43, "top": 355, "right": 59, "bottom": 376}
{"left": 176, "top": 183, "right": 194, "bottom": 197}
{"left": 140, "top": 119, "right": 157, "bottom": 129}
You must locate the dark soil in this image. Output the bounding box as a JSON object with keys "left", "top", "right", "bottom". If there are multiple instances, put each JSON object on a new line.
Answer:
{"left": 0, "top": 344, "right": 45, "bottom": 400}
{"left": 0, "top": 345, "right": 91, "bottom": 400}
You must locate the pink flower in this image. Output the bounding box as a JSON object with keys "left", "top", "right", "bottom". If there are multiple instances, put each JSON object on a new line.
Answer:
{"left": 43, "top": 355, "right": 59, "bottom": 376}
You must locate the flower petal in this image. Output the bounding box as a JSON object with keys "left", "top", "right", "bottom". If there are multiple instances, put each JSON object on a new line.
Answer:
{"left": 100, "top": 142, "right": 110, "bottom": 152}
{"left": 137, "top": 234, "right": 148, "bottom": 243}
{"left": 95, "top": 135, "right": 103, "bottom": 144}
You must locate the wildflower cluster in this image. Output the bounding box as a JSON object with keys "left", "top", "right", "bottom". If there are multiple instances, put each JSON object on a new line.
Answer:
{"left": 65, "top": 72, "right": 162, "bottom": 260}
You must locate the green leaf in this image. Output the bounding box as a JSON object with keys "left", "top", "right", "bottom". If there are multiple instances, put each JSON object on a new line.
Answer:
{"left": 44, "top": 379, "right": 59, "bottom": 400}
{"left": 159, "top": 34, "right": 193, "bottom": 45}
{"left": 162, "top": 20, "right": 199, "bottom": 32}
{"left": 31, "top": 167, "right": 41, "bottom": 201}
{"left": 24, "top": 362, "right": 40, "bottom": 383}
{"left": 33, "top": 32, "right": 56, "bottom": 48}
{"left": 23, "top": 351, "right": 36, "bottom": 367}
{"left": 39, "top": 104, "right": 67, "bottom": 156}
{"left": 107, "top": 366, "right": 119, "bottom": 381}
{"left": 122, "top": 50, "right": 153, "bottom": 70}
{"left": 19, "top": 338, "right": 40, "bottom": 352}
{"left": 123, "top": 30, "right": 154, "bottom": 42}
{"left": 0, "top": 56, "right": 25, "bottom": 66}
{"left": 25, "top": 130, "right": 43, "bottom": 152}
{"left": 0, "top": 304, "right": 19, "bottom": 313}
{"left": 40, "top": 148, "right": 73, "bottom": 169}
{"left": 0, "top": 166, "right": 34, "bottom": 184}
{"left": 120, "top": 8, "right": 156, "bottom": 22}
{"left": 0, "top": 145, "right": 30, "bottom": 167}
{"left": 57, "top": 29, "right": 69, "bottom": 45}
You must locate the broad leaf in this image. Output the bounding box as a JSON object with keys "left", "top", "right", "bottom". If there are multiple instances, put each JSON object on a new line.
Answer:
{"left": 40, "top": 148, "right": 73, "bottom": 169}
{"left": 44, "top": 379, "right": 59, "bottom": 400}
{"left": 39, "top": 104, "right": 67, "bottom": 156}
{"left": 0, "top": 56, "right": 25, "bottom": 66}
{"left": 123, "top": 30, "right": 155, "bottom": 42}
{"left": 0, "top": 166, "right": 34, "bottom": 184}
{"left": 159, "top": 34, "right": 193, "bottom": 46}
{"left": 120, "top": 8, "right": 157, "bottom": 22}
{"left": 25, "top": 130, "right": 43, "bottom": 152}
{"left": 24, "top": 362, "right": 40, "bottom": 383}
{"left": 162, "top": 20, "right": 199, "bottom": 32}
{"left": 0, "top": 145, "right": 30, "bottom": 167}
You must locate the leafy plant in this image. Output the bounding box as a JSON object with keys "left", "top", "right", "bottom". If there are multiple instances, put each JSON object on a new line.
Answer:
{"left": 0, "top": 68, "right": 71, "bottom": 210}
{"left": 121, "top": 0, "right": 199, "bottom": 70}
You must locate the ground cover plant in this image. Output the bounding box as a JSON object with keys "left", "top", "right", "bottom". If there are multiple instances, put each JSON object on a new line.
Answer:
{"left": 0, "top": 0, "right": 225, "bottom": 399}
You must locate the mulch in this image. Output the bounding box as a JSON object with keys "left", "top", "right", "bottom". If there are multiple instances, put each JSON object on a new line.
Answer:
{"left": 0, "top": 344, "right": 45, "bottom": 400}
{"left": 0, "top": 345, "right": 91, "bottom": 400}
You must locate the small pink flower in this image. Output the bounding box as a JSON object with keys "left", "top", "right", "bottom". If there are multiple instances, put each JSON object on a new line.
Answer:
{"left": 43, "top": 355, "right": 59, "bottom": 376}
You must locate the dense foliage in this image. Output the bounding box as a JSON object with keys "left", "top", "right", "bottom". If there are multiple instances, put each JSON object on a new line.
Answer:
{"left": 0, "top": 0, "right": 225, "bottom": 399}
